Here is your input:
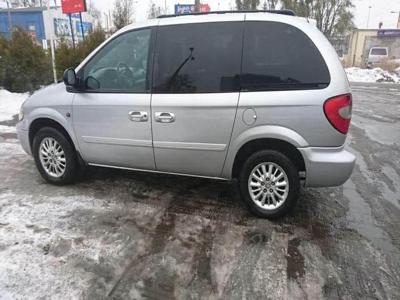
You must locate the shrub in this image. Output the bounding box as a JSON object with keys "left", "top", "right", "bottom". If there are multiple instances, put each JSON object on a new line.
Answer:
{"left": 376, "top": 58, "right": 400, "bottom": 73}
{"left": 0, "top": 35, "right": 8, "bottom": 87}
{"left": 55, "top": 28, "right": 106, "bottom": 79}
{"left": 1, "top": 28, "right": 52, "bottom": 92}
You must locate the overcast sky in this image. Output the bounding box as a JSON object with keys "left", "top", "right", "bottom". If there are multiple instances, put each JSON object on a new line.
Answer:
{"left": 91, "top": 0, "right": 400, "bottom": 29}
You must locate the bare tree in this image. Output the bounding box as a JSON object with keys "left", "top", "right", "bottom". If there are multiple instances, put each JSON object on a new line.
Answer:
{"left": 87, "top": 2, "right": 102, "bottom": 28}
{"left": 236, "top": 0, "right": 260, "bottom": 10}
{"left": 148, "top": 1, "right": 161, "bottom": 19}
{"left": 280, "top": 0, "right": 355, "bottom": 37}
{"left": 112, "top": 0, "right": 134, "bottom": 30}
{"left": 262, "top": 0, "right": 278, "bottom": 10}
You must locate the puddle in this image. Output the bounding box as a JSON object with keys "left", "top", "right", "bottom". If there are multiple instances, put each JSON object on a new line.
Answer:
{"left": 344, "top": 179, "right": 397, "bottom": 254}
{"left": 380, "top": 165, "right": 400, "bottom": 210}
{"left": 352, "top": 115, "right": 400, "bottom": 145}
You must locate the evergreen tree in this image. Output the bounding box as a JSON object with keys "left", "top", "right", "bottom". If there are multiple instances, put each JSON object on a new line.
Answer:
{"left": 1, "top": 28, "right": 52, "bottom": 92}
{"left": 55, "top": 28, "right": 106, "bottom": 79}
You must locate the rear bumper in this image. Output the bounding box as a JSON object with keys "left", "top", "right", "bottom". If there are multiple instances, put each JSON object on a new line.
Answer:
{"left": 299, "top": 146, "right": 355, "bottom": 187}
{"left": 16, "top": 122, "right": 31, "bottom": 155}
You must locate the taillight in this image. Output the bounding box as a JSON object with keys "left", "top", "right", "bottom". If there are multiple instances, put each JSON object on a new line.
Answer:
{"left": 323, "top": 94, "right": 352, "bottom": 134}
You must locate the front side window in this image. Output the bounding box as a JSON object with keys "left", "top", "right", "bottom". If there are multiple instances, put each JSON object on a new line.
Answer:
{"left": 153, "top": 22, "right": 243, "bottom": 93}
{"left": 241, "top": 22, "right": 330, "bottom": 91}
{"left": 80, "top": 28, "right": 151, "bottom": 93}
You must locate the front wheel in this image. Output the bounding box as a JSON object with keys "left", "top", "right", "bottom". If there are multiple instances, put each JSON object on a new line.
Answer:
{"left": 32, "top": 127, "right": 78, "bottom": 185}
{"left": 239, "top": 150, "right": 300, "bottom": 218}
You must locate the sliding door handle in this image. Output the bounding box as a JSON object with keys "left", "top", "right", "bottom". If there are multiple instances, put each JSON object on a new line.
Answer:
{"left": 155, "top": 112, "right": 175, "bottom": 123}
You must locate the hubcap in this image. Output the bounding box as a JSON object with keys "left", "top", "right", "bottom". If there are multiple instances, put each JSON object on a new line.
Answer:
{"left": 39, "top": 137, "right": 66, "bottom": 178}
{"left": 248, "top": 162, "right": 289, "bottom": 210}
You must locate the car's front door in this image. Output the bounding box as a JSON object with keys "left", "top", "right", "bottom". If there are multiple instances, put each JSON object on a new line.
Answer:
{"left": 151, "top": 20, "right": 244, "bottom": 177}
{"left": 72, "top": 28, "right": 155, "bottom": 170}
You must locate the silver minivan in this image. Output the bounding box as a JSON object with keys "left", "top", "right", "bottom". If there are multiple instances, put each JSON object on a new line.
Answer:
{"left": 17, "top": 10, "right": 355, "bottom": 218}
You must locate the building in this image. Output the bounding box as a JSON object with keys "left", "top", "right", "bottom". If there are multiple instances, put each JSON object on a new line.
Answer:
{"left": 0, "top": 6, "right": 93, "bottom": 47}
{"left": 345, "top": 29, "right": 400, "bottom": 67}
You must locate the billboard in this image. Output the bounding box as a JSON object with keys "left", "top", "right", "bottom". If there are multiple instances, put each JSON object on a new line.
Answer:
{"left": 61, "top": 0, "right": 87, "bottom": 14}
{"left": 174, "top": 4, "right": 210, "bottom": 15}
{"left": 76, "top": 21, "right": 92, "bottom": 36}
{"left": 54, "top": 18, "right": 71, "bottom": 36}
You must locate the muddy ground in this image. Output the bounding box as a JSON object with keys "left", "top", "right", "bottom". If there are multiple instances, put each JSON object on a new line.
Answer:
{"left": 0, "top": 83, "right": 399, "bottom": 299}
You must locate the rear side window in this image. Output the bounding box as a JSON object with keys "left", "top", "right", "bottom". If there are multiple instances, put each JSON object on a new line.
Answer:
{"left": 370, "top": 48, "right": 387, "bottom": 56}
{"left": 241, "top": 21, "right": 330, "bottom": 91}
{"left": 153, "top": 22, "right": 242, "bottom": 93}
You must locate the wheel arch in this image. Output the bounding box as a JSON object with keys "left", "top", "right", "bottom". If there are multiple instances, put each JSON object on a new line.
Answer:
{"left": 29, "top": 118, "right": 75, "bottom": 150}
{"left": 29, "top": 117, "right": 86, "bottom": 167}
{"left": 230, "top": 138, "right": 306, "bottom": 179}
{"left": 231, "top": 138, "right": 306, "bottom": 178}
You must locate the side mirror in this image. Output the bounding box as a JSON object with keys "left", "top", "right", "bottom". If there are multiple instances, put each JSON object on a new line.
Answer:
{"left": 63, "top": 68, "right": 77, "bottom": 87}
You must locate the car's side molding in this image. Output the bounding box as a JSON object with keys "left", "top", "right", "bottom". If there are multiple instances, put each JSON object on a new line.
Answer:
{"left": 221, "top": 125, "right": 309, "bottom": 178}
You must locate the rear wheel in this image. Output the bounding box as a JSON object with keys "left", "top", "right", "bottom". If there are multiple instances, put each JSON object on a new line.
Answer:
{"left": 32, "top": 127, "right": 78, "bottom": 185}
{"left": 239, "top": 150, "right": 300, "bottom": 218}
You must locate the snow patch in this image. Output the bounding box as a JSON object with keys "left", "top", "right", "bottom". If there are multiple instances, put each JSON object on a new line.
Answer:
{"left": 345, "top": 67, "right": 400, "bottom": 84}
{"left": 0, "top": 89, "right": 29, "bottom": 122}
{"left": 0, "top": 125, "right": 16, "bottom": 134}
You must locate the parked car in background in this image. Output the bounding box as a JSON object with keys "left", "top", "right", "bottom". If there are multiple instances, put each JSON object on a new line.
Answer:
{"left": 367, "top": 47, "right": 389, "bottom": 68}
{"left": 17, "top": 10, "right": 355, "bottom": 218}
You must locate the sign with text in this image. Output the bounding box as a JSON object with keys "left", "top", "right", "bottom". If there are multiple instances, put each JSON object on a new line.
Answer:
{"left": 175, "top": 3, "right": 210, "bottom": 15}
{"left": 377, "top": 29, "right": 400, "bottom": 37}
{"left": 61, "top": 0, "right": 87, "bottom": 14}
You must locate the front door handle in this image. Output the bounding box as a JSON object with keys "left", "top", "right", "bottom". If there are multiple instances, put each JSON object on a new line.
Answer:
{"left": 155, "top": 112, "right": 175, "bottom": 123}
{"left": 129, "top": 111, "right": 148, "bottom": 122}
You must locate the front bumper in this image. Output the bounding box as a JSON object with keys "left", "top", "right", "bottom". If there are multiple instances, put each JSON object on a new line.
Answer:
{"left": 16, "top": 121, "right": 31, "bottom": 155}
{"left": 299, "top": 146, "right": 355, "bottom": 187}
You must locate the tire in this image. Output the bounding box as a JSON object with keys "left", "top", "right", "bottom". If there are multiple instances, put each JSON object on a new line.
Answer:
{"left": 238, "top": 150, "right": 300, "bottom": 218}
{"left": 32, "top": 127, "right": 78, "bottom": 185}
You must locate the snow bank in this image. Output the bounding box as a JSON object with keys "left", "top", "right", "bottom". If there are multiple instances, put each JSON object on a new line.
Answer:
{"left": 0, "top": 125, "right": 16, "bottom": 134}
{"left": 0, "top": 89, "right": 29, "bottom": 122}
{"left": 345, "top": 67, "right": 400, "bottom": 84}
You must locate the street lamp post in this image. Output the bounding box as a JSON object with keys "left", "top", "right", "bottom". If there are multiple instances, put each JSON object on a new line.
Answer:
{"left": 6, "top": 0, "right": 12, "bottom": 37}
{"left": 47, "top": 1, "right": 57, "bottom": 83}
{"left": 195, "top": 0, "right": 200, "bottom": 12}
{"left": 390, "top": 11, "right": 400, "bottom": 29}
{"left": 367, "top": 6, "right": 372, "bottom": 28}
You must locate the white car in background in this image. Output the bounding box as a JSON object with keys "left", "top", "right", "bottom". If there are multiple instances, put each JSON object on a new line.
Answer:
{"left": 367, "top": 47, "right": 389, "bottom": 68}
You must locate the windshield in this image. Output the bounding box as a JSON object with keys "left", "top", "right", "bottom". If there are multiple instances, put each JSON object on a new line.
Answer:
{"left": 370, "top": 48, "right": 387, "bottom": 56}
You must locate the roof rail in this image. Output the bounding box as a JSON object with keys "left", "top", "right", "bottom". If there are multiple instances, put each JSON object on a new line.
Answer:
{"left": 157, "top": 9, "right": 296, "bottom": 19}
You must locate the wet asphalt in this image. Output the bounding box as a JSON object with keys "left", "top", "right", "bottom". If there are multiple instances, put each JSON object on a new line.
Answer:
{"left": 0, "top": 83, "right": 399, "bottom": 299}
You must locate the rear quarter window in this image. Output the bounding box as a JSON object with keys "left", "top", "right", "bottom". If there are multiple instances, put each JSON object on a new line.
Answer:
{"left": 241, "top": 21, "right": 331, "bottom": 91}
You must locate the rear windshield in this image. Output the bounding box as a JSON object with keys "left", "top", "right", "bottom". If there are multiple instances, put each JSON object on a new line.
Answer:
{"left": 241, "top": 21, "right": 331, "bottom": 91}
{"left": 370, "top": 48, "right": 387, "bottom": 56}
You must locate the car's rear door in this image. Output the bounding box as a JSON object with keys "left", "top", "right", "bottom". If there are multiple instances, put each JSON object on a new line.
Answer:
{"left": 151, "top": 17, "right": 244, "bottom": 177}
